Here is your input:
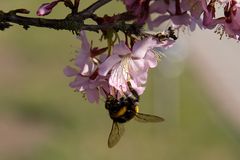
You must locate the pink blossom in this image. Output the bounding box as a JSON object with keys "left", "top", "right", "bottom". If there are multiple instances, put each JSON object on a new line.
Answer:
{"left": 75, "top": 31, "right": 97, "bottom": 76}
{"left": 64, "top": 32, "right": 109, "bottom": 103}
{"left": 74, "top": 31, "right": 108, "bottom": 76}
{"left": 64, "top": 66, "right": 109, "bottom": 103}
{"left": 148, "top": 0, "right": 204, "bottom": 30}
{"left": 98, "top": 38, "right": 159, "bottom": 96}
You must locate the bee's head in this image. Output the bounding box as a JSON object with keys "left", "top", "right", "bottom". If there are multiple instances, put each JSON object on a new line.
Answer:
{"left": 105, "top": 95, "right": 116, "bottom": 110}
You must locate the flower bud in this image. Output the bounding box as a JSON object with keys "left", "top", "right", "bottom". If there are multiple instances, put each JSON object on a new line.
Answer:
{"left": 36, "top": 0, "right": 61, "bottom": 16}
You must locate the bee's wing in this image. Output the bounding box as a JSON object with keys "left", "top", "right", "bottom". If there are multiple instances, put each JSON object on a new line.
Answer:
{"left": 108, "top": 121, "right": 125, "bottom": 148}
{"left": 134, "top": 113, "right": 164, "bottom": 123}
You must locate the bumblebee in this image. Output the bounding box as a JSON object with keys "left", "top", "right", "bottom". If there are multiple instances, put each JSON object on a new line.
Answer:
{"left": 105, "top": 83, "right": 164, "bottom": 148}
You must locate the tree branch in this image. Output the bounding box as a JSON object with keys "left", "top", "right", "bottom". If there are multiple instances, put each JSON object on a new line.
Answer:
{"left": 0, "top": 0, "right": 142, "bottom": 35}
{"left": 0, "top": 10, "right": 82, "bottom": 31}
{"left": 0, "top": 10, "right": 141, "bottom": 34}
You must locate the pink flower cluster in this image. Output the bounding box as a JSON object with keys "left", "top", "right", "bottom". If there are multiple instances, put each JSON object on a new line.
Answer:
{"left": 35, "top": 0, "right": 240, "bottom": 103}
{"left": 120, "top": 0, "right": 240, "bottom": 40}
{"left": 147, "top": 0, "right": 204, "bottom": 30}
{"left": 64, "top": 32, "right": 109, "bottom": 103}
{"left": 64, "top": 31, "right": 173, "bottom": 103}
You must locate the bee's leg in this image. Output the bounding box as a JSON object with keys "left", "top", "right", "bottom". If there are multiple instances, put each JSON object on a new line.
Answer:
{"left": 127, "top": 81, "right": 139, "bottom": 101}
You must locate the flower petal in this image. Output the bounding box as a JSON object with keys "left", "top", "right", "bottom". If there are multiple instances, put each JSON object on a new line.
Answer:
{"left": 129, "top": 80, "right": 145, "bottom": 95}
{"left": 144, "top": 50, "right": 158, "bottom": 68}
{"left": 129, "top": 58, "right": 146, "bottom": 75}
{"left": 132, "top": 38, "right": 157, "bottom": 58}
{"left": 75, "top": 52, "right": 88, "bottom": 67}
{"left": 112, "top": 41, "right": 131, "bottom": 56}
{"left": 131, "top": 69, "right": 148, "bottom": 85}
{"left": 63, "top": 66, "right": 78, "bottom": 77}
{"left": 78, "top": 31, "right": 90, "bottom": 51}
{"left": 86, "top": 88, "right": 99, "bottom": 103}
{"left": 69, "top": 76, "right": 88, "bottom": 88}
{"left": 109, "top": 63, "right": 129, "bottom": 92}
{"left": 148, "top": 15, "right": 170, "bottom": 29}
{"left": 98, "top": 54, "right": 121, "bottom": 76}
{"left": 150, "top": 1, "right": 168, "bottom": 13}
{"left": 81, "top": 61, "right": 96, "bottom": 76}
{"left": 171, "top": 13, "right": 191, "bottom": 26}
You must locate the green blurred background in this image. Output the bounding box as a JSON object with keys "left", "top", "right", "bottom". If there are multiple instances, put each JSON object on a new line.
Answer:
{"left": 0, "top": 1, "right": 240, "bottom": 160}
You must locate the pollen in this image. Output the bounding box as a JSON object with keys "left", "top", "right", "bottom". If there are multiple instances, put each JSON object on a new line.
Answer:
{"left": 135, "top": 106, "right": 139, "bottom": 113}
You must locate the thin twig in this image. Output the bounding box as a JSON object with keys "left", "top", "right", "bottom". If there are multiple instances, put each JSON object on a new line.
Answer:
{"left": 81, "top": 0, "right": 111, "bottom": 15}
{"left": 73, "top": 0, "right": 80, "bottom": 14}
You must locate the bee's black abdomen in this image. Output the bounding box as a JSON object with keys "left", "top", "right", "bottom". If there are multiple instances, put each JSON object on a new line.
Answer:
{"left": 105, "top": 93, "right": 139, "bottom": 123}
